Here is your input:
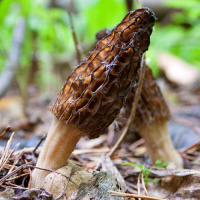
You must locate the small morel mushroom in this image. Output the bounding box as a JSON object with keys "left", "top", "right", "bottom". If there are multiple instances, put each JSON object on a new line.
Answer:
{"left": 120, "top": 66, "right": 183, "bottom": 168}
{"left": 32, "top": 7, "right": 156, "bottom": 188}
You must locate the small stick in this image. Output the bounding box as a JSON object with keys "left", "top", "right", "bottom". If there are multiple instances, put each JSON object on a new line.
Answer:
{"left": 141, "top": 173, "right": 149, "bottom": 196}
{"left": 0, "top": 143, "right": 20, "bottom": 172}
{"left": 68, "top": 12, "right": 83, "bottom": 64}
{"left": 6, "top": 173, "right": 29, "bottom": 181}
{"left": 15, "top": 147, "right": 109, "bottom": 155}
{"left": 3, "top": 184, "right": 29, "bottom": 190}
{"left": 0, "top": 163, "right": 34, "bottom": 185}
{"left": 0, "top": 163, "right": 74, "bottom": 186}
{"left": 180, "top": 140, "right": 200, "bottom": 154}
{"left": 0, "top": 132, "right": 15, "bottom": 166}
{"left": 108, "top": 54, "right": 146, "bottom": 157}
{"left": 0, "top": 126, "right": 11, "bottom": 137}
{"left": 8, "top": 150, "right": 24, "bottom": 174}
{"left": 33, "top": 134, "right": 46, "bottom": 154}
{"left": 136, "top": 0, "right": 141, "bottom": 8}
{"left": 137, "top": 172, "right": 141, "bottom": 200}
{"left": 125, "top": 0, "right": 133, "bottom": 11}
{"left": 108, "top": 190, "right": 165, "bottom": 200}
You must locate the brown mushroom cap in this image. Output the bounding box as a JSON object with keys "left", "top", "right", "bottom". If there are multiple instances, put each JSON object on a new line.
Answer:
{"left": 122, "top": 65, "right": 171, "bottom": 130}
{"left": 51, "top": 8, "right": 156, "bottom": 139}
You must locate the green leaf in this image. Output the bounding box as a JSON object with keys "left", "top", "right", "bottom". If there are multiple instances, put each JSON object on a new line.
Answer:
{"left": 17, "top": 0, "right": 32, "bottom": 17}
{"left": 122, "top": 162, "right": 145, "bottom": 170}
{"left": 83, "top": 0, "right": 126, "bottom": 39}
{"left": 0, "top": 0, "right": 13, "bottom": 25}
{"left": 155, "top": 159, "right": 169, "bottom": 168}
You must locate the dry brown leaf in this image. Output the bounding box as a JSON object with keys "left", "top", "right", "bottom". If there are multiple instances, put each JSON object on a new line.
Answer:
{"left": 146, "top": 167, "right": 200, "bottom": 200}
{"left": 43, "top": 161, "right": 92, "bottom": 199}
{"left": 158, "top": 53, "right": 200, "bottom": 87}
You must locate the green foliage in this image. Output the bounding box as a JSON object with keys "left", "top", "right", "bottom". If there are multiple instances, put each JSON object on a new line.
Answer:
{"left": 155, "top": 159, "right": 169, "bottom": 168}
{"left": 123, "top": 159, "right": 168, "bottom": 183}
{"left": 147, "top": 0, "right": 200, "bottom": 75}
{"left": 0, "top": 0, "right": 13, "bottom": 25}
{"left": 167, "top": 0, "right": 200, "bottom": 23}
{"left": 0, "top": 0, "right": 199, "bottom": 92}
{"left": 82, "top": 0, "right": 126, "bottom": 40}
{"left": 122, "top": 162, "right": 157, "bottom": 184}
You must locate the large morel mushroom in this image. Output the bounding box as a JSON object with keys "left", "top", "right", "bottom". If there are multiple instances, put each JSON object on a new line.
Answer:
{"left": 32, "top": 7, "right": 156, "bottom": 188}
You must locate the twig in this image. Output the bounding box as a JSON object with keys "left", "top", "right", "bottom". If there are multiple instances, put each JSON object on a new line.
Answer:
{"left": 0, "top": 18, "right": 26, "bottom": 97}
{"left": 125, "top": 0, "right": 133, "bottom": 11}
{"left": 0, "top": 163, "right": 70, "bottom": 186}
{"left": 0, "top": 126, "right": 11, "bottom": 137}
{"left": 33, "top": 134, "right": 46, "bottom": 154}
{"left": 180, "top": 140, "right": 200, "bottom": 154}
{"left": 0, "top": 163, "right": 34, "bottom": 185}
{"left": 129, "top": 138, "right": 145, "bottom": 151}
{"left": 2, "top": 184, "right": 29, "bottom": 190}
{"left": 68, "top": 11, "right": 83, "bottom": 64}
{"left": 136, "top": 0, "right": 141, "bottom": 8}
{"left": 15, "top": 147, "right": 109, "bottom": 156}
{"left": 0, "top": 143, "right": 20, "bottom": 172}
{"left": 108, "top": 190, "right": 165, "bottom": 200}
{"left": 137, "top": 173, "right": 141, "bottom": 200}
{"left": 141, "top": 173, "right": 149, "bottom": 196}
{"left": 8, "top": 150, "right": 24, "bottom": 174}
{"left": 0, "top": 132, "right": 16, "bottom": 170}
{"left": 6, "top": 173, "right": 29, "bottom": 181}
{"left": 108, "top": 54, "right": 146, "bottom": 157}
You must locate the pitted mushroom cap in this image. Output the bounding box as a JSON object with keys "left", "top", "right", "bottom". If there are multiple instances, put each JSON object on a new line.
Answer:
{"left": 51, "top": 8, "right": 156, "bottom": 138}
{"left": 124, "top": 66, "right": 171, "bottom": 129}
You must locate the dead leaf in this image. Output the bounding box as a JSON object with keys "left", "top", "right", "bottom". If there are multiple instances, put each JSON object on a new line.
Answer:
{"left": 158, "top": 53, "right": 200, "bottom": 87}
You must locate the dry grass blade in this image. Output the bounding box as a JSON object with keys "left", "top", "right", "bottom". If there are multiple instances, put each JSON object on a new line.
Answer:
{"left": 0, "top": 163, "right": 33, "bottom": 186}
{"left": 0, "top": 163, "right": 70, "bottom": 186}
{"left": 6, "top": 173, "right": 29, "bottom": 181}
{"left": 108, "top": 190, "right": 165, "bottom": 200}
{"left": 0, "top": 133, "right": 20, "bottom": 172}
{"left": 141, "top": 173, "right": 149, "bottom": 196}
{"left": 0, "top": 143, "right": 19, "bottom": 172}
{"left": 137, "top": 173, "right": 141, "bottom": 200}
{"left": 0, "top": 132, "right": 15, "bottom": 166}
{"left": 8, "top": 150, "right": 24, "bottom": 174}
{"left": 33, "top": 134, "right": 46, "bottom": 154}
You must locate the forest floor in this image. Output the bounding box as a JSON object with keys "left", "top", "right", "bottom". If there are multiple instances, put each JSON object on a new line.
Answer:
{"left": 0, "top": 74, "right": 200, "bottom": 200}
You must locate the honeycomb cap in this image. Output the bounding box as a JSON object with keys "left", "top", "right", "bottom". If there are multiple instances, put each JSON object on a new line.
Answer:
{"left": 51, "top": 8, "right": 156, "bottom": 138}
{"left": 124, "top": 66, "right": 171, "bottom": 130}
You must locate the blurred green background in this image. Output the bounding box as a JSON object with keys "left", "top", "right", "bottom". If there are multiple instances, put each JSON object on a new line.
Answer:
{"left": 0, "top": 0, "right": 200, "bottom": 97}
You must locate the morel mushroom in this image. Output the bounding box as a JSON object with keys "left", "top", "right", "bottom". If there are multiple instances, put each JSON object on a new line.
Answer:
{"left": 121, "top": 66, "right": 183, "bottom": 168}
{"left": 32, "top": 7, "right": 156, "bottom": 188}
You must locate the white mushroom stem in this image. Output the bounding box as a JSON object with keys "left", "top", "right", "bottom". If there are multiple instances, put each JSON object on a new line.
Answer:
{"left": 32, "top": 117, "right": 83, "bottom": 188}
{"left": 139, "top": 121, "right": 183, "bottom": 168}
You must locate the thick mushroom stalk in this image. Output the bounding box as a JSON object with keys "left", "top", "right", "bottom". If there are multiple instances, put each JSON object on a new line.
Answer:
{"left": 32, "top": 7, "right": 156, "bottom": 188}
{"left": 121, "top": 66, "right": 183, "bottom": 168}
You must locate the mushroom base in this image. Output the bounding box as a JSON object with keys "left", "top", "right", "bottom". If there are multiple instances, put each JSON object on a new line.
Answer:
{"left": 32, "top": 117, "right": 83, "bottom": 188}
{"left": 139, "top": 121, "right": 183, "bottom": 168}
